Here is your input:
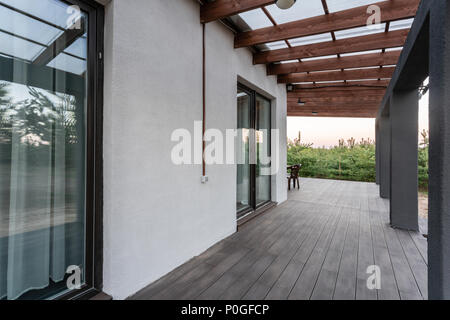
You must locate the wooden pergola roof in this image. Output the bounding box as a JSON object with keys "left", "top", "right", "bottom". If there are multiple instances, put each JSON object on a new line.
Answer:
{"left": 200, "top": 0, "right": 421, "bottom": 118}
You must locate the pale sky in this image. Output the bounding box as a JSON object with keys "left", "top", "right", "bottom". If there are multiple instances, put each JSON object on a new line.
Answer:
{"left": 287, "top": 91, "right": 430, "bottom": 148}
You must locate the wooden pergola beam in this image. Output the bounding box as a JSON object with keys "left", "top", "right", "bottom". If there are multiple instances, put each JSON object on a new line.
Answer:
{"left": 288, "top": 94, "right": 384, "bottom": 103}
{"left": 279, "top": 66, "right": 395, "bottom": 83}
{"left": 254, "top": 29, "right": 408, "bottom": 64}
{"left": 235, "top": 0, "right": 420, "bottom": 48}
{"left": 287, "top": 101, "right": 381, "bottom": 108}
{"left": 287, "top": 105, "right": 380, "bottom": 113}
{"left": 287, "top": 105, "right": 380, "bottom": 110}
{"left": 291, "top": 89, "right": 386, "bottom": 98}
{"left": 293, "top": 80, "right": 390, "bottom": 89}
{"left": 288, "top": 111, "right": 377, "bottom": 118}
{"left": 200, "top": 0, "right": 275, "bottom": 23}
{"left": 268, "top": 51, "right": 400, "bottom": 75}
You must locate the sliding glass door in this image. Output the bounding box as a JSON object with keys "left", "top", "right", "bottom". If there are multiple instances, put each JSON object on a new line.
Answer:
{"left": 237, "top": 88, "right": 252, "bottom": 215}
{"left": 0, "top": 0, "right": 102, "bottom": 300}
{"left": 236, "top": 84, "right": 271, "bottom": 218}
{"left": 255, "top": 95, "right": 271, "bottom": 207}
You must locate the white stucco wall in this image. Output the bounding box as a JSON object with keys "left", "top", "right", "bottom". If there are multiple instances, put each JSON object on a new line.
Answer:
{"left": 102, "top": 0, "right": 287, "bottom": 299}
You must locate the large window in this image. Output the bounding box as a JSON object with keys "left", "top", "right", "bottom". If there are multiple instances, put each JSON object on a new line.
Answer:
{"left": 236, "top": 84, "right": 272, "bottom": 218}
{"left": 0, "top": 0, "right": 103, "bottom": 300}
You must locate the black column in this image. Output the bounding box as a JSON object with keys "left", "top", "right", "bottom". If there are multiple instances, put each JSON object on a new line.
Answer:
{"left": 429, "top": 0, "right": 450, "bottom": 300}
{"left": 375, "top": 119, "right": 380, "bottom": 185}
{"left": 389, "top": 90, "right": 419, "bottom": 231}
{"left": 379, "top": 113, "right": 390, "bottom": 199}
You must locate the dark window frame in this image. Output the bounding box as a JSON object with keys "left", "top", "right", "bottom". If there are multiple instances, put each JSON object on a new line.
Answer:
{"left": 237, "top": 83, "right": 272, "bottom": 219}
{"left": 55, "top": 0, "right": 104, "bottom": 300}
{"left": 0, "top": 0, "right": 104, "bottom": 300}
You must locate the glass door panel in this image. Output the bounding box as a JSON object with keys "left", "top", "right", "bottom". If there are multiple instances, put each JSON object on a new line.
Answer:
{"left": 0, "top": 0, "right": 89, "bottom": 300}
{"left": 255, "top": 94, "right": 271, "bottom": 207}
{"left": 236, "top": 85, "right": 272, "bottom": 218}
{"left": 236, "top": 89, "right": 252, "bottom": 216}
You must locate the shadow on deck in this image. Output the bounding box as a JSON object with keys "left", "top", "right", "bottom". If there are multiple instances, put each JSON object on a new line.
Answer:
{"left": 130, "top": 178, "right": 428, "bottom": 300}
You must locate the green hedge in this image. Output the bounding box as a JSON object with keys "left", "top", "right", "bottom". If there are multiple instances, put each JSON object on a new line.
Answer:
{"left": 287, "top": 143, "right": 429, "bottom": 191}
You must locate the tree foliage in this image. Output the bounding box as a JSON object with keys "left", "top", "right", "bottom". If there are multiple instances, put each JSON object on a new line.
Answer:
{"left": 288, "top": 131, "right": 429, "bottom": 191}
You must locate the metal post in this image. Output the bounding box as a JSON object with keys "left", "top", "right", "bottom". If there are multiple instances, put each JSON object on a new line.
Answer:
{"left": 375, "top": 118, "right": 380, "bottom": 185}
{"left": 379, "top": 112, "right": 391, "bottom": 199}
{"left": 429, "top": 0, "right": 450, "bottom": 300}
{"left": 389, "top": 90, "right": 419, "bottom": 231}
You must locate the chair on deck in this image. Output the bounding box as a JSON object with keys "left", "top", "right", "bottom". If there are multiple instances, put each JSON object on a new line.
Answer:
{"left": 287, "top": 165, "right": 301, "bottom": 190}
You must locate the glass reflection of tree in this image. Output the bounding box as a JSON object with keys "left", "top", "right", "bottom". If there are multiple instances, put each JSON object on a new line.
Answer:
{"left": 0, "top": 82, "right": 11, "bottom": 144}
{"left": 0, "top": 82, "right": 78, "bottom": 148}
{"left": 0, "top": 81, "right": 81, "bottom": 225}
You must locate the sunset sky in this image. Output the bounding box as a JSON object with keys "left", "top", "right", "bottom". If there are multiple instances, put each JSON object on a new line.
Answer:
{"left": 287, "top": 91, "right": 429, "bottom": 148}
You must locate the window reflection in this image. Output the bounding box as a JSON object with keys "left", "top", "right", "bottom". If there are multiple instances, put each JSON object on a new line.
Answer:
{"left": 0, "top": 0, "right": 88, "bottom": 300}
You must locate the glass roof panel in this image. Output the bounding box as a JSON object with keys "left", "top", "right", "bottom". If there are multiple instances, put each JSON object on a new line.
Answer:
{"left": 0, "top": 31, "right": 45, "bottom": 61}
{"left": 238, "top": 9, "right": 273, "bottom": 30}
{"left": 280, "top": 59, "right": 299, "bottom": 64}
{"left": 47, "top": 52, "right": 86, "bottom": 75}
{"left": 334, "top": 24, "right": 386, "bottom": 40}
{"left": 309, "top": 69, "right": 341, "bottom": 73}
{"left": 302, "top": 54, "right": 338, "bottom": 62}
{"left": 345, "top": 66, "right": 381, "bottom": 71}
{"left": 327, "top": 0, "right": 388, "bottom": 13}
{"left": 264, "top": 40, "right": 289, "bottom": 51}
{"left": 64, "top": 34, "right": 87, "bottom": 59}
{"left": 289, "top": 33, "right": 333, "bottom": 47}
{"left": 265, "top": 0, "right": 325, "bottom": 24}
{"left": 0, "top": 5, "right": 62, "bottom": 45}
{"left": 385, "top": 47, "right": 403, "bottom": 52}
{"left": 340, "top": 49, "right": 383, "bottom": 57}
{"left": 0, "top": 0, "right": 72, "bottom": 29}
{"left": 389, "top": 18, "right": 414, "bottom": 31}
{"left": 315, "top": 80, "right": 345, "bottom": 84}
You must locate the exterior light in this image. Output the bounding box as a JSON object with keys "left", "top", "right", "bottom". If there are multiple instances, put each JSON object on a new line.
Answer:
{"left": 312, "top": 111, "right": 318, "bottom": 115}
{"left": 287, "top": 84, "right": 294, "bottom": 92}
{"left": 276, "top": 0, "right": 297, "bottom": 10}
{"left": 298, "top": 98, "right": 306, "bottom": 106}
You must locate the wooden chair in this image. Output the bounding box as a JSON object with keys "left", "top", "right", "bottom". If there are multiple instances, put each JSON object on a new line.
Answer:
{"left": 287, "top": 165, "right": 301, "bottom": 190}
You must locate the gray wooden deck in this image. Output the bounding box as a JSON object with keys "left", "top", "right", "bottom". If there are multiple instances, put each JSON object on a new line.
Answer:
{"left": 131, "top": 178, "right": 428, "bottom": 300}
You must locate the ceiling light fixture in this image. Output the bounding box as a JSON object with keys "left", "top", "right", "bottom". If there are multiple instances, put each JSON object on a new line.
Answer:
{"left": 276, "top": 0, "right": 297, "bottom": 10}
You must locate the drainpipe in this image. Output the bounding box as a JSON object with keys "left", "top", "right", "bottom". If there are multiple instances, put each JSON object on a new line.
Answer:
{"left": 201, "top": 23, "right": 208, "bottom": 183}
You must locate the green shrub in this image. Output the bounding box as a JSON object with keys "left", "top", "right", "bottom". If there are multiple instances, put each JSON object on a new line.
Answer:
{"left": 287, "top": 137, "right": 429, "bottom": 189}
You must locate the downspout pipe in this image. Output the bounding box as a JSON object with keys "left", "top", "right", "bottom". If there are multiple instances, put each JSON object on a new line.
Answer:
{"left": 202, "top": 22, "right": 207, "bottom": 180}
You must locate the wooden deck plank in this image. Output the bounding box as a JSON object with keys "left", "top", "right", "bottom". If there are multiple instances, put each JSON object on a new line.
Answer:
{"left": 153, "top": 247, "right": 250, "bottom": 300}
{"left": 409, "top": 230, "right": 428, "bottom": 264}
{"left": 197, "top": 249, "right": 265, "bottom": 300}
{"left": 396, "top": 229, "right": 428, "bottom": 299}
{"left": 265, "top": 203, "right": 327, "bottom": 300}
{"left": 378, "top": 209, "right": 423, "bottom": 300}
{"left": 311, "top": 207, "right": 350, "bottom": 300}
{"left": 355, "top": 185, "right": 378, "bottom": 300}
{"left": 244, "top": 206, "right": 320, "bottom": 299}
{"left": 129, "top": 178, "right": 427, "bottom": 301}
{"left": 178, "top": 248, "right": 251, "bottom": 299}
{"left": 218, "top": 254, "right": 277, "bottom": 300}
{"left": 288, "top": 206, "right": 343, "bottom": 299}
{"left": 333, "top": 207, "right": 359, "bottom": 300}
{"left": 369, "top": 192, "right": 401, "bottom": 300}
